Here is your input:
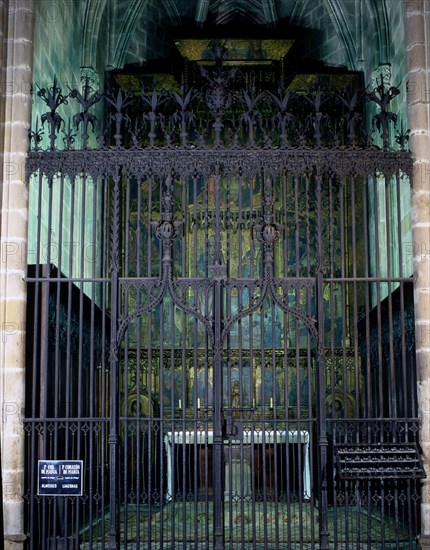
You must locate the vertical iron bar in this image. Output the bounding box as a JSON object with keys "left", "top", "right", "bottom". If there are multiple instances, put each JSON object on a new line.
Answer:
{"left": 338, "top": 177, "right": 349, "bottom": 416}
{"left": 315, "top": 169, "right": 330, "bottom": 550}
{"left": 107, "top": 170, "right": 121, "bottom": 550}
{"left": 122, "top": 292, "right": 129, "bottom": 543}
{"left": 384, "top": 172, "right": 397, "bottom": 419}
{"left": 395, "top": 170, "right": 409, "bottom": 417}
{"left": 349, "top": 174, "right": 361, "bottom": 419}
{"left": 29, "top": 169, "right": 45, "bottom": 549}
{"left": 372, "top": 172, "right": 384, "bottom": 418}
{"left": 88, "top": 174, "right": 98, "bottom": 544}
{"left": 135, "top": 186, "right": 143, "bottom": 546}
{"left": 212, "top": 168, "right": 224, "bottom": 550}
{"left": 56, "top": 172, "right": 68, "bottom": 544}
{"left": 41, "top": 172, "right": 53, "bottom": 546}
{"left": 75, "top": 173, "right": 87, "bottom": 542}
{"left": 361, "top": 178, "right": 372, "bottom": 419}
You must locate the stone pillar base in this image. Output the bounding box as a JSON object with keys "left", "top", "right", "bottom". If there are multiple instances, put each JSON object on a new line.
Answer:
{"left": 4, "top": 534, "right": 26, "bottom": 550}
{"left": 419, "top": 535, "right": 430, "bottom": 550}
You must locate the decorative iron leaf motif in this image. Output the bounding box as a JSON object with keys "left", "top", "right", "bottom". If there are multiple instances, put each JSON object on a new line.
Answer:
{"left": 31, "top": 71, "right": 407, "bottom": 152}
{"left": 69, "top": 78, "right": 102, "bottom": 148}
{"left": 367, "top": 74, "right": 401, "bottom": 150}
{"left": 151, "top": 176, "right": 183, "bottom": 263}
{"left": 105, "top": 87, "right": 135, "bottom": 147}
{"left": 29, "top": 119, "right": 44, "bottom": 151}
{"left": 37, "top": 76, "right": 69, "bottom": 150}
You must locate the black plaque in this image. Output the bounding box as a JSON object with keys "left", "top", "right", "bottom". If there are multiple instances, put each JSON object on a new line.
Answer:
{"left": 38, "top": 460, "right": 83, "bottom": 496}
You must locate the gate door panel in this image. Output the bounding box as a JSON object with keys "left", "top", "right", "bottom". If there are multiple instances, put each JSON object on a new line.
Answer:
{"left": 117, "top": 168, "right": 319, "bottom": 546}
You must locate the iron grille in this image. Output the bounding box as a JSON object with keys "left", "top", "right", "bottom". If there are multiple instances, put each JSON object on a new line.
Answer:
{"left": 24, "top": 49, "right": 421, "bottom": 550}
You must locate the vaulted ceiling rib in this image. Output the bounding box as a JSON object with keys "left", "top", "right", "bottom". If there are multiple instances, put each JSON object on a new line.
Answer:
{"left": 113, "top": 0, "right": 147, "bottom": 68}
{"left": 82, "top": 0, "right": 108, "bottom": 68}
{"left": 195, "top": 0, "right": 211, "bottom": 24}
{"left": 324, "top": 0, "right": 356, "bottom": 68}
{"left": 261, "top": 0, "right": 278, "bottom": 24}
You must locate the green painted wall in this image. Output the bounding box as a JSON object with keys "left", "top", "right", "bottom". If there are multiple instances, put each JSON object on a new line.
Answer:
{"left": 29, "top": 1, "right": 104, "bottom": 292}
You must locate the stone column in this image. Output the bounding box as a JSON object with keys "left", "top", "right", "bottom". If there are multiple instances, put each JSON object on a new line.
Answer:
{"left": 404, "top": 0, "right": 430, "bottom": 547}
{"left": 0, "top": 1, "right": 35, "bottom": 548}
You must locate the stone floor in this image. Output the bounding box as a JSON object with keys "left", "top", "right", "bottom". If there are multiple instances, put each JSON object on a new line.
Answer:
{"left": 79, "top": 544, "right": 416, "bottom": 549}
{"left": 78, "top": 501, "right": 416, "bottom": 549}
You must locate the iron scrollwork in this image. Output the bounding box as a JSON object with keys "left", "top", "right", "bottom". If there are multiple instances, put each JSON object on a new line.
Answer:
{"left": 116, "top": 175, "right": 214, "bottom": 347}
{"left": 220, "top": 176, "right": 318, "bottom": 343}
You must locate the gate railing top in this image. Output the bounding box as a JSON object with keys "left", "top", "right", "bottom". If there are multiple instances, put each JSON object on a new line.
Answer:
{"left": 25, "top": 147, "right": 413, "bottom": 180}
{"left": 29, "top": 46, "right": 409, "bottom": 154}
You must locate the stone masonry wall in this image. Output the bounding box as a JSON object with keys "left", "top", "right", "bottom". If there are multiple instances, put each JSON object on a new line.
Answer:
{"left": 0, "top": 1, "right": 35, "bottom": 548}
{"left": 404, "top": 1, "right": 430, "bottom": 545}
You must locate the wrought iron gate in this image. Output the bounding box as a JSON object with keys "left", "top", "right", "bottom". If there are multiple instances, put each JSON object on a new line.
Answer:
{"left": 25, "top": 52, "right": 423, "bottom": 549}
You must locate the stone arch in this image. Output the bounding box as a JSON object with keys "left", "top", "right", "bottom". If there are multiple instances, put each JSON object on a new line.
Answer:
{"left": 288, "top": 0, "right": 355, "bottom": 69}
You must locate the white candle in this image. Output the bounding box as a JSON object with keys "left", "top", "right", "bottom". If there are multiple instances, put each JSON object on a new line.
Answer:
{"left": 270, "top": 397, "right": 273, "bottom": 409}
{"left": 178, "top": 399, "right": 182, "bottom": 410}
{"left": 197, "top": 398, "right": 201, "bottom": 410}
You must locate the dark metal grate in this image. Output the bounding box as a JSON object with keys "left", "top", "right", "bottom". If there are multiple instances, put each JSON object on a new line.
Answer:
{"left": 23, "top": 47, "right": 421, "bottom": 550}
{"left": 335, "top": 443, "right": 426, "bottom": 479}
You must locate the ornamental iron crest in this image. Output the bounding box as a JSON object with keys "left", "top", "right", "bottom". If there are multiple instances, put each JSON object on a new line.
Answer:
{"left": 151, "top": 176, "right": 183, "bottom": 262}
{"left": 30, "top": 45, "right": 407, "bottom": 153}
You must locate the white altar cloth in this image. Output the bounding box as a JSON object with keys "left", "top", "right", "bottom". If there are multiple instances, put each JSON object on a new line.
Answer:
{"left": 164, "top": 429, "right": 311, "bottom": 500}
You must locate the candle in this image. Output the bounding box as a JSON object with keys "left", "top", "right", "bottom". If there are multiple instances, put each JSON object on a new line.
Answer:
{"left": 178, "top": 399, "right": 182, "bottom": 410}
{"left": 270, "top": 397, "right": 273, "bottom": 409}
{"left": 197, "top": 398, "right": 201, "bottom": 410}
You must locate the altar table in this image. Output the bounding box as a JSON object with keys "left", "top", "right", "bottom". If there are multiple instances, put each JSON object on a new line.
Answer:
{"left": 164, "top": 429, "right": 311, "bottom": 500}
